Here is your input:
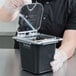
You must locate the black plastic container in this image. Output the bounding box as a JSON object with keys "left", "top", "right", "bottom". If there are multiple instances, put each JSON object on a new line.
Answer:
{"left": 19, "top": 43, "right": 55, "bottom": 74}
{"left": 19, "top": 34, "right": 56, "bottom": 74}
{"left": 13, "top": 3, "right": 62, "bottom": 74}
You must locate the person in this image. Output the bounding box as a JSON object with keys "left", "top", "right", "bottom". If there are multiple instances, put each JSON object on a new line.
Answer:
{"left": 0, "top": 0, "right": 76, "bottom": 72}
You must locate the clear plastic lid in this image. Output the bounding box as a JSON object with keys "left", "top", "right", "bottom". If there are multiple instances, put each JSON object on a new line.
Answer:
{"left": 19, "top": 3, "right": 44, "bottom": 31}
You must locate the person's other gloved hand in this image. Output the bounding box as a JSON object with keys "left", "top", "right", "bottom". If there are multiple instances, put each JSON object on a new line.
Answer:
{"left": 50, "top": 49, "right": 68, "bottom": 72}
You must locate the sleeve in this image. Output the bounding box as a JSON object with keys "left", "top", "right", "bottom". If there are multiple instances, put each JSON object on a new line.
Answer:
{"left": 0, "top": 0, "right": 6, "bottom": 8}
{"left": 65, "top": 0, "right": 76, "bottom": 30}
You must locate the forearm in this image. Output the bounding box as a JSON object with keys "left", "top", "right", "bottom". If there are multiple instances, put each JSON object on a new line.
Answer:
{"left": 50, "top": 30, "right": 76, "bottom": 72}
{"left": 59, "top": 30, "right": 76, "bottom": 59}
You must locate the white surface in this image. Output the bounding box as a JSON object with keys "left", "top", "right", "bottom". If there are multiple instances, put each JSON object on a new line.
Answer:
{"left": 0, "top": 49, "right": 76, "bottom": 76}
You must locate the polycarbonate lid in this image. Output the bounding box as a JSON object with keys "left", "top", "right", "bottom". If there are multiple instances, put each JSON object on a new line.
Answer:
{"left": 19, "top": 3, "right": 44, "bottom": 31}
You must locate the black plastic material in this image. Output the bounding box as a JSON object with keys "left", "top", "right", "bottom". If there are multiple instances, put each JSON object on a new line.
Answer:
{"left": 19, "top": 42, "right": 55, "bottom": 74}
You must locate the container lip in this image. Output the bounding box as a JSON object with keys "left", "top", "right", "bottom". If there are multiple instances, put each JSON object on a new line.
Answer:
{"left": 13, "top": 33, "right": 62, "bottom": 45}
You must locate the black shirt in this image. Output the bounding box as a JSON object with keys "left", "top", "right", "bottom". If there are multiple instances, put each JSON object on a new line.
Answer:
{"left": 19, "top": 0, "right": 76, "bottom": 37}
{"left": 32, "top": 0, "right": 76, "bottom": 48}
{"left": 37, "top": 0, "right": 76, "bottom": 37}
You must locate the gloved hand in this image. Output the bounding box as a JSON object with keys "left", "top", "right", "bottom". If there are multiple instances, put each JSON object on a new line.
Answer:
{"left": 50, "top": 49, "right": 68, "bottom": 72}
{"left": 23, "top": 0, "right": 32, "bottom": 5}
{"left": 10, "top": 0, "right": 32, "bottom": 9}
{"left": 5, "top": 0, "right": 32, "bottom": 12}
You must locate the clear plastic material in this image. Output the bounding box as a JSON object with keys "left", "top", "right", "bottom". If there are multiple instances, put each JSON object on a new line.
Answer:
{"left": 17, "top": 3, "right": 44, "bottom": 37}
